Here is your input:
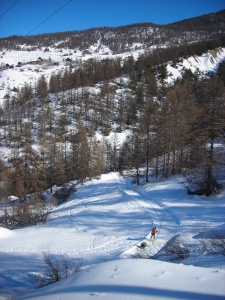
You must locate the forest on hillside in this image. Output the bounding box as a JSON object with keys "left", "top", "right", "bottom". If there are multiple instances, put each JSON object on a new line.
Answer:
{"left": 0, "top": 11, "right": 225, "bottom": 229}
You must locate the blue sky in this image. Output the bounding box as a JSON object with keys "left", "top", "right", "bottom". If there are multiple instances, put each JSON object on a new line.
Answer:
{"left": 0, "top": 0, "right": 224, "bottom": 38}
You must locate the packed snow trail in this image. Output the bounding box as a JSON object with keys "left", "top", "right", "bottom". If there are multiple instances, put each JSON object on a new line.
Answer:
{"left": 0, "top": 172, "right": 225, "bottom": 298}
{"left": 0, "top": 172, "right": 162, "bottom": 296}
{"left": 134, "top": 178, "right": 182, "bottom": 237}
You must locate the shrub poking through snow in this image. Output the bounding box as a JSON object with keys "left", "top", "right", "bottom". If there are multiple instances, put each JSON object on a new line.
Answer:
{"left": 35, "top": 251, "right": 82, "bottom": 288}
{"left": 200, "top": 233, "right": 225, "bottom": 256}
{"left": 52, "top": 184, "right": 76, "bottom": 205}
{"left": 163, "top": 235, "right": 190, "bottom": 261}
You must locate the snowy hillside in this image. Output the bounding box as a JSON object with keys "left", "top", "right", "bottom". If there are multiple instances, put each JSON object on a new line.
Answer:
{"left": 166, "top": 47, "right": 225, "bottom": 84}
{"left": 0, "top": 45, "right": 143, "bottom": 104}
{"left": 1, "top": 45, "right": 225, "bottom": 105}
{"left": 1, "top": 172, "right": 225, "bottom": 299}
{"left": 1, "top": 16, "right": 225, "bottom": 299}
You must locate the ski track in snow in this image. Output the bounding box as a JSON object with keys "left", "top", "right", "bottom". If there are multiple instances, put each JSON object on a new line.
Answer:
{"left": 111, "top": 173, "right": 182, "bottom": 259}
{"left": 0, "top": 172, "right": 225, "bottom": 298}
{"left": 0, "top": 173, "right": 164, "bottom": 264}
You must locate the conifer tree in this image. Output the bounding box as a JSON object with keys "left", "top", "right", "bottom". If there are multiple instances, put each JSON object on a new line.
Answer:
{"left": 8, "top": 122, "right": 46, "bottom": 201}
{"left": 36, "top": 75, "right": 48, "bottom": 99}
{"left": 70, "top": 123, "right": 89, "bottom": 182}
{"left": 191, "top": 77, "right": 225, "bottom": 195}
{"left": 140, "top": 96, "right": 157, "bottom": 182}
{"left": 120, "top": 128, "right": 144, "bottom": 185}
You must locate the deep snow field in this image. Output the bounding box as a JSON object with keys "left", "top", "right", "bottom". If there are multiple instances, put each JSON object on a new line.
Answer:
{"left": 0, "top": 172, "right": 225, "bottom": 299}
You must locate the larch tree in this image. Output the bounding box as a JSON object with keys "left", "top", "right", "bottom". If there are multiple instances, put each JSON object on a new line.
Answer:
{"left": 120, "top": 128, "right": 144, "bottom": 185}
{"left": 165, "top": 82, "right": 197, "bottom": 174}
{"left": 70, "top": 123, "right": 90, "bottom": 183}
{"left": 192, "top": 76, "right": 225, "bottom": 195}
{"left": 139, "top": 96, "right": 157, "bottom": 182}
{"left": 44, "top": 137, "right": 67, "bottom": 192}
{"left": 9, "top": 122, "right": 46, "bottom": 200}
{"left": 36, "top": 74, "right": 48, "bottom": 99}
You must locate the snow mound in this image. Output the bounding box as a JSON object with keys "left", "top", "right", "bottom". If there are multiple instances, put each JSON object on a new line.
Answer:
{"left": 17, "top": 259, "right": 225, "bottom": 300}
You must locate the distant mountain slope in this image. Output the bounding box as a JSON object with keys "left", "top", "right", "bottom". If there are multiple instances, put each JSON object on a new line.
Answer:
{"left": 168, "top": 9, "right": 225, "bottom": 31}
{"left": 0, "top": 10, "right": 224, "bottom": 53}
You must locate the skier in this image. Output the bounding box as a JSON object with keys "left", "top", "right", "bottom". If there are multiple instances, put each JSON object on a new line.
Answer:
{"left": 150, "top": 226, "right": 158, "bottom": 240}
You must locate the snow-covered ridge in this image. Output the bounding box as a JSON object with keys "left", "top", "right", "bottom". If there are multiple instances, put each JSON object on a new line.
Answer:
{"left": 166, "top": 47, "right": 225, "bottom": 84}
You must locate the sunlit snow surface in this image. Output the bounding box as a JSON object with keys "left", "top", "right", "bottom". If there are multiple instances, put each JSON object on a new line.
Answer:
{"left": 0, "top": 172, "right": 225, "bottom": 299}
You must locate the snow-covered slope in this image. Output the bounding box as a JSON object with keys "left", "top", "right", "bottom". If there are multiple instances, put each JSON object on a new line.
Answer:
{"left": 166, "top": 47, "right": 225, "bottom": 84}
{"left": 1, "top": 46, "right": 225, "bottom": 105}
{"left": 0, "top": 45, "right": 144, "bottom": 104}
{"left": 0, "top": 172, "right": 225, "bottom": 299}
{"left": 16, "top": 259, "right": 225, "bottom": 300}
